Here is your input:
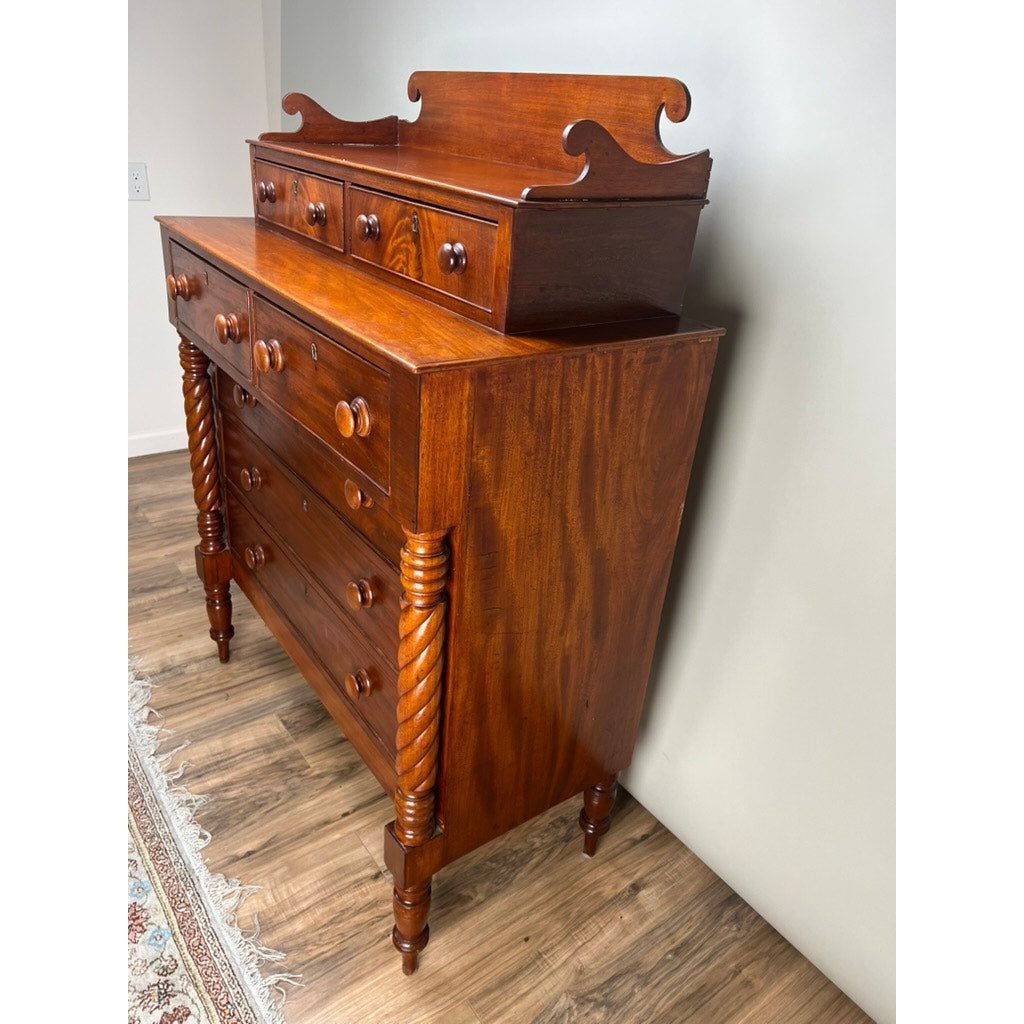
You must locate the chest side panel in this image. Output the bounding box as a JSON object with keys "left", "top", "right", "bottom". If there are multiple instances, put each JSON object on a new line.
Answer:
{"left": 437, "top": 335, "right": 718, "bottom": 860}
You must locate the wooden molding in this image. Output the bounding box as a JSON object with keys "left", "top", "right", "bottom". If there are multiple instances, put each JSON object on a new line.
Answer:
{"left": 522, "top": 120, "right": 712, "bottom": 202}
{"left": 258, "top": 92, "right": 399, "bottom": 145}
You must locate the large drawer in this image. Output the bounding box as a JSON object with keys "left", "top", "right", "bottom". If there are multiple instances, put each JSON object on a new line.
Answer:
{"left": 251, "top": 297, "right": 391, "bottom": 493}
{"left": 349, "top": 186, "right": 497, "bottom": 312}
{"left": 167, "top": 242, "right": 251, "bottom": 382}
{"left": 221, "top": 411, "right": 400, "bottom": 661}
{"left": 226, "top": 499, "right": 399, "bottom": 759}
{"left": 253, "top": 159, "right": 345, "bottom": 253}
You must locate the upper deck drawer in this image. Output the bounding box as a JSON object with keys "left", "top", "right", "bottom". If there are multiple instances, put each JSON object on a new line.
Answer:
{"left": 348, "top": 187, "right": 496, "bottom": 312}
{"left": 167, "top": 242, "right": 252, "bottom": 382}
{"left": 251, "top": 296, "right": 391, "bottom": 493}
{"left": 253, "top": 159, "right": 345, "bottom": 253}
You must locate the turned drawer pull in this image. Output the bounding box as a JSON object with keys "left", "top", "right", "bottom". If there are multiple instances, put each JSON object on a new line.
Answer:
{"left": 214, "top": 312, "right": 244, "bottom": 344}
{"left": 243, "top": 544, "right": 266, "bottom": 570}
{"left": 335, "top": 396, "right": 372, "bottom": 438}
{"left": 345, "top": 578, "right": 375, "bottom": 610}
{"left": 343, "top": 479, "right": 373, "bottom": 511}
{"left": 166, "top": 273, "right": 194, "bottom": 300}
{"left": 343, "top": 668, "right": 374, "bottom": 700}
{"left": 254, "top": 338, "right": 285, "bottom": 373}
{"left": 355, "top": 213, "right": 380, "bottom": 241}
{"left": 256, "top": 180, "right": 276, "bottom": 203}
{"left": 239, "top": 466, "right": 263, "bottom": 491}
{"left": 437, "top": 241, "right": 468, "bottom": 276}
{"left": 305, "top": 201, "right": 327, "bottom": 226}
{"left": 232, "top": 383, "right": 256, "bottom": 408}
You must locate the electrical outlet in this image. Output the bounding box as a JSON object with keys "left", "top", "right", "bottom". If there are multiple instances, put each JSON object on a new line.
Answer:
{"left": 128, "top": 162, "right": 150, "bottom": 201}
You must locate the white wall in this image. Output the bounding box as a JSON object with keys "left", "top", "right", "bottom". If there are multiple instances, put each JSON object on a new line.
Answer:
{"left": 127, "top": 0, "right": 276, "bottom": 456}
{"left": 278, "top": 3, "right": 896, "bottom": 1022}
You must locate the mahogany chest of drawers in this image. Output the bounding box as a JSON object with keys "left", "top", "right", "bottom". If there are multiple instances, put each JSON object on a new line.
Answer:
{"left": 158, "top": 71, "right": 721, "bottom": 974}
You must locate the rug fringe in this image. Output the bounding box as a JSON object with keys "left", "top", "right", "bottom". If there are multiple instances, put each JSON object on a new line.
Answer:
{"left": 129, "top": 659, "right": 302, "bottom": 1023}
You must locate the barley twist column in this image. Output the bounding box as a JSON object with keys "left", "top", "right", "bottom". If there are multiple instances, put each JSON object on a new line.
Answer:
{"left": 392, "top": 529, "right": 448, "bottom": 974}
{"left": 179, "top": 337, "right": 234, "bottom": 661}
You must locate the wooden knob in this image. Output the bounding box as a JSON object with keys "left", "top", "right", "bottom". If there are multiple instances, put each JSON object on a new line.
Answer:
{"left": 214, "top": 312, "right": 244, "bottom": 344}
{"left": 335, "top": 396, "right": 371, "bottom": 438}
{"left": 355, "top": 213, "right": 380, "bottom": 241}
{"left": 239, "top": 466, "right": 263, "bottom": 491}
{"left": 345, "top": 578, "right": 375, "bottom": 610}
{"left": 343, "top": 479, "right": 373, "bottom": 511}
{"left": 305, "top": 201, "right": 327, "bottom": 226}
{"left": 256, "top": 180, "right": 276, "bottom": 203}
{"left": 437, "top": 242, "right": 468, "bottom": 276}
{"left": 243, "top": 544, "right": 266, "bottom": 570}
{"left": 343, "top": 669, "right": 373, "bottom": 700}
{"left": 166, "top": 273, "right": 194, "bottom": 300}
{"left": 232, "top": 384, "right": 256, "bottom": 408}
{"left": 254, "top": 338, "right": 284, "bottom": 373}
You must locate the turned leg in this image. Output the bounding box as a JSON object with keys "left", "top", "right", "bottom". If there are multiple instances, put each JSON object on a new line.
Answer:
{"left": 392, "top": 530, "right": 448, "bottom": 973}
{"left": 579, "top": 774, "right": 619, "bottom": 857}
{"left": 179, "top": 337, "right": 234, "bottom": 662}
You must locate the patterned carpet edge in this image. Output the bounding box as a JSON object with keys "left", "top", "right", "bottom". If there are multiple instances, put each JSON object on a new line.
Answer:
{"left": 128, "top": 659, "right": 300, "bottom": 1024}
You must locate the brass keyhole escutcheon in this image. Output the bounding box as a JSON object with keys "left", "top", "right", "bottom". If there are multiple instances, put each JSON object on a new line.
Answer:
{"left": 292, "top": 179, "right": 299, "bottom": 197}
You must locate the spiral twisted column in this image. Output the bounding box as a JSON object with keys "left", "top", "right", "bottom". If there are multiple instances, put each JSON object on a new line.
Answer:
{"left": 392, "top": 529, "right": 448, "bottom": 974}
{"left": 179, "top": 337, "right": 234, "bottom": 662}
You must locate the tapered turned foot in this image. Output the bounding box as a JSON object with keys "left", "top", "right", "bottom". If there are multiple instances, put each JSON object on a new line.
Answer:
{"left": 579, "top": 776, "right": 619, "bottom": 857}
{"left": 392, "top": 881, "right": 431, "bottom": 974}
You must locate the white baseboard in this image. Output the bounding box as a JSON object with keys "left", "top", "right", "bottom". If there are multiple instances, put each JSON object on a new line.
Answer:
{"left": 128, "top": 428, "right": 188, "bottom": 459}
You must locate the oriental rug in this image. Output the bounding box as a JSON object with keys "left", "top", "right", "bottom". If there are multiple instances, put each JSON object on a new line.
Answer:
{"left": 128, "top": 665, "right": 297, "bottom": 1024}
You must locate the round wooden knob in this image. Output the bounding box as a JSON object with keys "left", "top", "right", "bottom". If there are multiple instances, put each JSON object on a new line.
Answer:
{"left": 345, "top": 578, "right": 375, "bottom": 610}
{"left": 243, "top": 544, "right": 266, "bottom": 570}
{"left": 256, "top": 180, "right": 276, "bottom": 203}
{"left": 343, "top": 479, "right": 373, "bottom": 511}
{"left": 335, "top": 396, "right": 371, "bottom": 438}
{"left": 166, "top": 273, "right": 194, "bottom": 300}
{"left": 214, "top": 312, "right": 243, "bottom": 344}
{"left": 305, "top": 201, "right": 327, "bottom": 226}
{"left": 239, "top": 466, "right": 263, "bottom": 491}
{"left": 355, "top": 213, "right": 380, "bottom": 241}
{"left": 254, "top": 338, "right": 284, "bottom": 373}
{"left": 343, "top": 669, "right": 373, "bottom": 700}
{"left": 437, "top": 242, "right": 468, "bottom": 276}
{"left": 232, "top": 384, "right": 256, "bottom": 408}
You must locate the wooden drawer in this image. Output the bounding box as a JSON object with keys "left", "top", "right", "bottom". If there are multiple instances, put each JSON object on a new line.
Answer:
{"left": 253, "top": 159, "right": 345, "bottom": 253}
{"left": 251, "top": 297, "right": 391, "bottom": 493}
{"left": 226, "top": 499, "right": 398, "bottom": 758}
{"left": 168, "top": 242, "right": 251, "bottom": 381}
{"left": 349, "top": 187, "right": 497, "bottom": 312}
{"left": 221, "top": 412, "right": 400, "bottom": 660}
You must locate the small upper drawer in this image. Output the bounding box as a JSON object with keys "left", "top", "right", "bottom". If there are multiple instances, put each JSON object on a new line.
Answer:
{"left": 253, "top": 159, "right": 345, "bottom": 253}
{"left": 167, "top": 242, "right": 251, "bottom": 382}
{"left": 349, "top": 187, "right": 497, "bottom": 312}
{"left": 251, "top": 296, "right": 391, "bottom": 493}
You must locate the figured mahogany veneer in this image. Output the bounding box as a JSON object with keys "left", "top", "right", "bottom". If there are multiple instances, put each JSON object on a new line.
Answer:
{"left": 158, "top": 71, "right": 722, "bottom": 977}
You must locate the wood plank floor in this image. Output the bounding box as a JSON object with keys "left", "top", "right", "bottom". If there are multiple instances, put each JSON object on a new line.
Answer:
{"left": 128, "top": 449, "right": 875, "bottom": 1024}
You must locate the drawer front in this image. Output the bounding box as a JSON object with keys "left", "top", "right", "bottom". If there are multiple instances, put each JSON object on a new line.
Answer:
{"left": 252, "top": 297, "right": 391, "bottom": 493}
{"left": 227, "top": 499, "right": 398, "bottom": 758}
{"left": 253, "top": 159, "right": 345, "bottom": 253}
{"left": 168, "top": 242, "right": 251, "bottom": 381}
{"left": 349, "top": 187, "right": 497, "bottom": 311}
{"left": 216, "top": 375, "right": 405, "bottom": 562}
{"left": 221, "top": 412, "right": 400, "bottom": 661}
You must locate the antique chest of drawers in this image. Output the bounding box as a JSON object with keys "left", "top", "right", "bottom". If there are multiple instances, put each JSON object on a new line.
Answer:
{"left": 158, "top": 71, "right": 721, "bottom": 974}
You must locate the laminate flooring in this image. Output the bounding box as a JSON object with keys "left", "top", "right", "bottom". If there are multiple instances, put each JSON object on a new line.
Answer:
{"left": 128, "top": 449, "right": 875, "bottom": 1024}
